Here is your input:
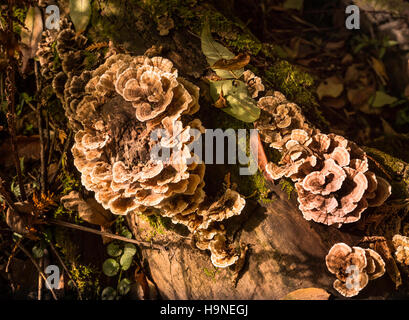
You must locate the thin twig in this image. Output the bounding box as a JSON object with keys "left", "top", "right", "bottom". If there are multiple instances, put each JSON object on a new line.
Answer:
{"left": 46, "top": 218, "right": 165, "bottom": 250}
{"left": 38, "top": 257, "right": 43, "bottom": 300}
{"left": 49, "top": 241, "right": 82, "bottom": 300}
{"left": 35, "top": 61, "right": 48, "bottom": 195}
{"left": 47, "top": 118, "right": 56, "bottom": 166}
{"left": 16, "top": 241, "right": 58, "bottom": 300}
{"left": 5, "top": 237, "right": 22, "bottom": 273}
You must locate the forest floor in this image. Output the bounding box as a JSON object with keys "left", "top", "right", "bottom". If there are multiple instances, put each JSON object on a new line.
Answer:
{"left": 1, "top": 0, "right": 409, "bottom": 300}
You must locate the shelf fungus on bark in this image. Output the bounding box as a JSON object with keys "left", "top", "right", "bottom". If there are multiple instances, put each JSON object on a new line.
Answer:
{"left": 36, "top": 30, "right": 56, "bottom": 81}
{"left": 326, "top": 243, "right": 386, "bottom": 297}
{"left": 255, "top": 93, "right": 392, "bottom": 227}
{"left": 243, "top": 70, "right": 265, "bottom": 98}
{"left": 255, "top": 92, "right": 314, "bottom": 150}
{"left": 46, "top": 18, "right": 88, "bottom": 102}
{"left": 392, "top": 235, "right": 409, "bottom": 266}
{"left": 64, "top": 52, "right": 246, "bottom": 268}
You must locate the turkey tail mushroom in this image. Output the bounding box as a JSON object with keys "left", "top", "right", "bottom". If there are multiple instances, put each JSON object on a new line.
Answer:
{"left": 59, "top": 52, "right": 246, "bottom": 268}
{"left": 254, "top": 92, "right": 392, "bottom": 227}
{"left": 325, "top": 243, "right": 385, "bottom": 297}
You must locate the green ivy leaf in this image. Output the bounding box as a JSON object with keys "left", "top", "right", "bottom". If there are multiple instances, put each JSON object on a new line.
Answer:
{"left": 201, "top": 21, "right": 243, "bottom": 79}
{"left": 120, "top": 253, "right": 133, "bottom": 271}
{"left": 69, "top": 0, "right": 91, "bottom": 33}
{"left": 209, "top": 80, "right": 260, "bottom": 122}
{"left": 118, "top": 278, "right": 132, "bottom": 296}
{"left": 102, "top": 258, "right": 120, "bottom": 277}
{"left": 123, "top": 243, "right": 136, "bottom": 257}
{"left": 107, "top": 242, "right": 123, "bottom": 257}
{"left": 101, "top": 287, "right": 117, "bottom": 300}
{"left": 120, "top": 226, "right": 132, "bottom": 239}
{"left": 371, "top": 91, "right": 398, "bottom": 108}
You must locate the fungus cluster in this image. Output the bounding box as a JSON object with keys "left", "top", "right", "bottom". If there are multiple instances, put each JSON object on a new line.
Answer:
{"left": 243, "top": 70, "right": 265, "bottom": 99}
{"left": 254, "top": 92, "right": 391, "bottom": 227}
{"left": 60, "top": 51, "right": 245, "bottom": 268}
{"left": 41, "top": 19, "right": 88, "bottom": 103}
{"left": 36, "top": 30, "right": 56, "bottom": 81}
{"left": 326, "top": 243, "right": 386, "bottom": 297}
{"left": 392, "top": 234, "right": 409, "bottom": 266}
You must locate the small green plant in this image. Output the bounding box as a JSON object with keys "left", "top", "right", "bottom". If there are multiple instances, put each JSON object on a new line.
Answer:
{"left": 352, "top": 34, "right": 398, "bottom": 59}
{"left": 203, "top": 267, "right": 219, "bottom": 282}
{"left": 101, "top": 227, "right": 136, "bottom": 300}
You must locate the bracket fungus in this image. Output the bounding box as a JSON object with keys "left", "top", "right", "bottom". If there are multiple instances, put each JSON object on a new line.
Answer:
{"left": 326, "top": 243, "right": 386, "bottom": 297}
{"left": 255, "top": 92, "right": 391, "bottom": 227}
{"left": 255, "top": 91, "right": 313, "bottom": 150}
{"left": 392, "top": 235, "right": 409, "bottom": 266}
{"left": 54, "top": 49, "right": 246, "bottom": 268}
{"left": 243, "top": 70, "right": 265, "bottom": 98}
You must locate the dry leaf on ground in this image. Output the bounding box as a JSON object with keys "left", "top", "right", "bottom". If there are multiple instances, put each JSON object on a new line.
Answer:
{"left": 281, "top": 288, "right": 330, "bottom": 300}
{"left": 317, "top": 76, "right": 344, "bottom": 100}
{"left": 61, "top": 191, "right": 113, "bottom": 227}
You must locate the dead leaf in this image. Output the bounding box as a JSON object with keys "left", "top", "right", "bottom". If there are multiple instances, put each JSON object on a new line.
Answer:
{"left": 344, "top": 64, "right": 361, "bottom": 83}
{"left": 325, "top": 40, "right": 345, "bottom": 51}
{"left": 214, "top": 89, "right": 227, "bottom": 109}
{"left": 341, "top": 53, "right": 354, "bottom": 65}
{"left": 370, "top": 57, "right": 388, "bottom": 86}
{"left": 317, "top": 76, "right": 344, "bottom": 100}
{"left": 211, "top": 53, "right": 250, "bottom": 71}
{"left": 131, "top": 268, "right": 158, "bottom": 300}
{"left": 281, "top": 288, "right": 330, "bottom": 300}
{"left": 6, "top": 201, "right": 35, "bottom": 235}
{"left": 373, "top": 240, "right": 402, "bottom": 289}
{"left": 61, "top": 191, "right": 113, "bottom": 227}
{"left": 347, "top": 86, "right": 375, "bottom": 108}
{"left": 58, "top": 129, "right": 67, "bottom": 145}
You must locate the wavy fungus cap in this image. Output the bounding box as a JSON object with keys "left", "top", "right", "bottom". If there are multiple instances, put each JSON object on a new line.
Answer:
{"left": 325, "top": 243, "right": 385, "bottom": 297}
{"left": 69, "top": 54, "right": 203, "bottom": 217}
{"left": 255, "top": 92, "right": 313, "bottom": 150}
{"left": 67, "top": 54, "right": 246, "bottom": 268}
{"left": 262, "top": 126, "right": 391, "bottom": 227}
{"left": 392, "top": 234, "right": 409, "bottom": 266}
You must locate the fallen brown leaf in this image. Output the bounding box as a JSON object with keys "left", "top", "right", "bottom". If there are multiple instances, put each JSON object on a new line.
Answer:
{"left": 370, "top": 57, "right": 388, "bottom": 86}
{"left": 131, "top": 267, "right": 158, "bottom": 300}
{"left": 374, "top": 240, "right": 402, "bottom": 289}
{"left": 347, "top": 86, "right": 375, "bottom": 109}
{"left": 6, "top": 201, "right": 35, "bottom": 235}
{"left": 214, "top": 89, "right": 227, "bottom": 109}
{"left": 61, "top": 191, "right": 113, "bottom": 227}
{"left": 317, "top": 76, "right": 344, "bottom": 100}
{"left": 325, "top": 40, "right": 345, "bottom": 51}
{"left": 281, "top": 288, "right": 330, "bottom": 300}
{"left": 211, "top": 53, "right": 250, "bottom": 71}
